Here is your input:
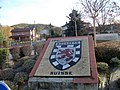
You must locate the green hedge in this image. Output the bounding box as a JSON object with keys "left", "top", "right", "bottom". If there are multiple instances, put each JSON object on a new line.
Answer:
{"left": 95, "top": 46, "right": 120, "bottom": 63}
{"left": 9, "top": 45, "right": 32, "bottom": 60}
{"left": 109, "top": 57, "right": 120, "bottom": 68}
{"left": 0, "top": 48, "right": 9, "bottom": 66}
{"left": 22, "top": 60, "right": 36, "bottom": 73}
{"left": 9, "top": 47, "right": 20, "bottom": 60}
{"left": 20, "top": 45, "right": 32, "bottom": 56}
{"left": 97, "top": 62, "right": 108, "bottom": 73}
{"left": 33, "top": 42, "right": 45, "bottom": 55}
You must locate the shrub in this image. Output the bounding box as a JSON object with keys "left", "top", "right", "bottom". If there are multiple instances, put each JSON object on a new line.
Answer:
{"left": 22, "top": 60, "right": 36, "bottom": 73}
{"left": 13, "top": 56, "right": 31, "bottom": 69}
{"left": 19, "top": 56, "right": 31, "bottom": 60}
{"left": 2, "top": 60, "right": 14, "bottom": 69}
{"left": 5, "top": 80, "right": 15, "bottom": 90}
{"left": 0, "top": 48, "right": 9, "bottom": 68}
{"left": 1, "top": 68, "right": 15, "bottom": 81}
{"left": 97, "top": 62, "right": 109, "bottom": 73}
{"left": 109, "top": 57, "right": 120, "bottom": 68}
{"left": 95, "top": 46, "right": 120, "bottom": 63}
{"left": 22, "top": 85, "right": 29, "bottom": 90}
{"left": 116, "top": 78, "right": 120, "bottom": 88}
{"left": 20, "top": 45, "right": 32, "bottom": 56}
{"left": 0, "top": 69, "right": 2, "bottom": 80}
{"left": 3, "top": 41, "right": 9, "bottom": 48}
{"left": 13, "top": 59, "right": 24, "bottom": 69}
{"left": 33, "top": 42, "right": 45, "bottom": 55}
{"left": 14, "top": 72, "right": 28, "bottom": 85}
{"left": 19, "top": 47, "right": 25, "bottom": 58}
{"left": 9, "top": 47, "right": 20, "bottom": 60}
{"left": 32, "top": 55, "right": 39, "bottom": 61}
{"left": 15, "top": 67, "right": 25, "bottom": 73}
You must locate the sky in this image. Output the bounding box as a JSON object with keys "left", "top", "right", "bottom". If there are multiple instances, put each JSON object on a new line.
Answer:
{"left": 0, "top": 0, "right": 120, "bottom": 27}
{"left": 0, "top": 0, "right": 79, "bottom": 27}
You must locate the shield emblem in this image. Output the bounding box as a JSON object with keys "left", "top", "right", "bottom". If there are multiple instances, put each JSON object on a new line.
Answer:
{"left": 49, "top": 40, "right": 82, "bottom": 70}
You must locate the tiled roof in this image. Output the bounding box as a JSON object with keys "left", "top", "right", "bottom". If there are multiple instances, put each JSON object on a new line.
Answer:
{"left": 9, "top": 34, "right": 29, "bottom": 38}
{"left": 11, "top": 27, "right": 33, "bottom": 32}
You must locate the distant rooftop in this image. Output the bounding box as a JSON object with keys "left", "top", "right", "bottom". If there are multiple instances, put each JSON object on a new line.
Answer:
{"left": 11, "top": 27, "right": 34, "bottom": 32}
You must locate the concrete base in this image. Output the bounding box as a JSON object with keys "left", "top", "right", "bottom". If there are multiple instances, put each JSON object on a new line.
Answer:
{"left": 28, "top": 77, "right": 98, "bottom": 90}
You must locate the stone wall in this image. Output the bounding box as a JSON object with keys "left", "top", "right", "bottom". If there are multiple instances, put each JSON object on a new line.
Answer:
{"left": 28, "top": 77, "right": 98, "bottom": 90}
{"left": 96, "top": 33, "right": 119, "bottom": 41}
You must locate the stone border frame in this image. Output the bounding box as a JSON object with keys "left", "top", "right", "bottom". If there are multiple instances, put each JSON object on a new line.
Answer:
{"left": 29, "top": 36, "right": 98, "bottom": 84}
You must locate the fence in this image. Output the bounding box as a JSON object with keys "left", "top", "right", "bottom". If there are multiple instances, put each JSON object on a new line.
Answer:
{"left": 10, "top": 41, "right": 32, "bottom": 47}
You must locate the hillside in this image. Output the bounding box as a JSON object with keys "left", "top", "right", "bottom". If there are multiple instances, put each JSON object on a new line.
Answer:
{"left": 11, "top": 23, "right": 62, "bottom": 35}
{"left": 11, "top": 23, "right": 48, "bottom": 31}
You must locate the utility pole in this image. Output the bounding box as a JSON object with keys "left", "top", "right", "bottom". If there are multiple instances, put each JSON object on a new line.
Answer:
{"left": 74, "top": 20, "right": 77, "bottom": 36}
{"left": 72, "top": 10, "right": 78, "bottom": 36}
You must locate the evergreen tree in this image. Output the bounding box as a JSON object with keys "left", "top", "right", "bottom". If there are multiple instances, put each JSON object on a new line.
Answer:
{"left": 65, "top": 10, "right": 84, "bottom": 36}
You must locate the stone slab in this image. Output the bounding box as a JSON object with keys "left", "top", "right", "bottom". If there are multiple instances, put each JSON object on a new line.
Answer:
{"left": 29, "top": 36, "right": 98, "bottom": 85}
{"left": 30, "top": 36, "right": 91, "bottom": 77}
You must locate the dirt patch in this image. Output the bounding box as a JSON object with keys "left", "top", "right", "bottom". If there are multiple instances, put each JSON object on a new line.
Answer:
{"left": 97, "top": 40, "right": 120, "bottom": 50}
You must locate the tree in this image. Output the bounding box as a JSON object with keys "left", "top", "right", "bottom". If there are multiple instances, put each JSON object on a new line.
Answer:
{"left": 49, "top": 24, "right": 62, "bottom": 38}
{"left": 0, "top": 25, "right": 12, "bottom": 47}
{"left": 0, "top": 25, "right": 4, "bottom": 47}
{"left": 96, "top": 2, "right": 120, "bottom": 33}
{"left": 79, "top": 0, "right": 110, "bottom": 46}
{"left": 65, "top": 10, "right": 84, "bottom": 36}
{"left": 2, "top": 26, "right": 12, "bottom": 40}
{"left": 107, "top": 2, "right": 120, "bottom": 24}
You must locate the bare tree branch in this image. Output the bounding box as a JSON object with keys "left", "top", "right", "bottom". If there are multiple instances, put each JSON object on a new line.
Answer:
{"left": 79, "top": 0, "right": 110, "bottom": 46}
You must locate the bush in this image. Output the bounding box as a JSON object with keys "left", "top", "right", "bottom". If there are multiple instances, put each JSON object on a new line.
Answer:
{"left": 22, "top": 60, "right": 36, "bottom": 73}
{"left": 15, "top": 67, "right": 25, "bottom": 73}
{"left": 1, "top": 68, "right": 15, "bottom": 81}
{"left": 33, "top": 42, "right": 45, "bottom": 55}
{"left": 32, "top": 55, "right": 39, "bottom": 61}
{"left": 13, "top": 56, "right": 31, "bottom": 69}
{"left": 13, "top": 59, "right": 24, "bottom": 69}
{"left": 97, "top": 62, "right": 109, "bottom": 73}
{"left": 14, "top": 72, "right": 28, "bottom": 85}
{"left": 20, "top": 45, "right": 32, "bottom": 56}
{"left": 116, "top": 78, "right": 120, "bottom": 88}
{"left": 2, "top": 60, "right": 14, "bottom": 69}
{"left": 109, "top": 57, "right": 120, "bottom": 68}
{"left": 9, "top": 47, "right": 20, "bottom": 60}
{"left": 95, "top": 46, "right": 120, "bottom": 63}
{"left": 0, "top": 69, "right": 2, "bottom": 80}
{"left": 0, "top": 48, "right": 9, "bottom": 68}
{"left": 19, "top": 56, "right": 31, "bottom": 60}
{"left": 5, "top": 80, "right": 15, "bottom": 90}
{"left": 3, "top": 41, "right": 9, "bottom": 48}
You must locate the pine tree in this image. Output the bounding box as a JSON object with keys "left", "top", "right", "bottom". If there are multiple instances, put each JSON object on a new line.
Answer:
{"left": 65, "top": 10, "right": 84, "bottom": 36}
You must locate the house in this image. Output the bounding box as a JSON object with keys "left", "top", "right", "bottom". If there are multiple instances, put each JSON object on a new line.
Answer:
{"left": 10, "top": 27, "right": 36, "bottom": 41}
{"left": 96, "top": 23, "right": 120, "bottom": 34}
